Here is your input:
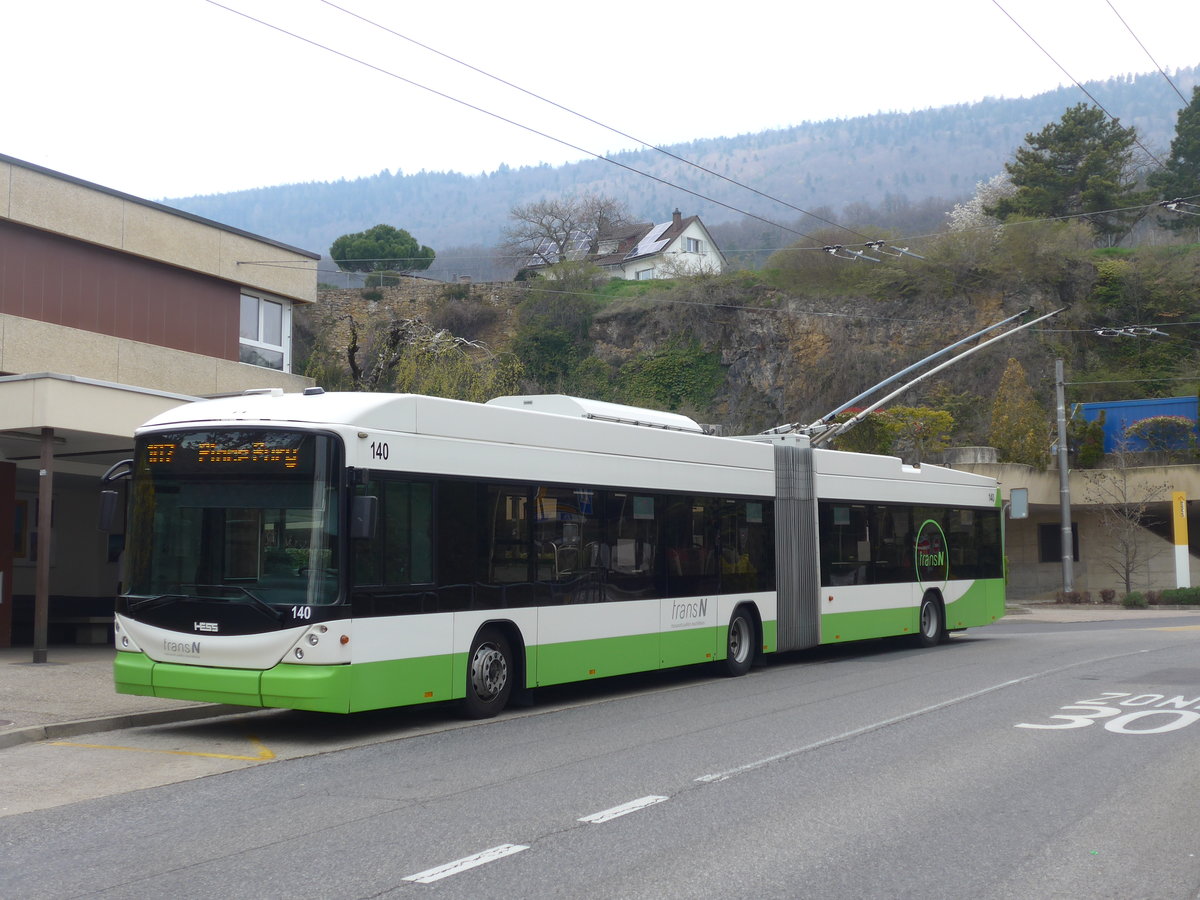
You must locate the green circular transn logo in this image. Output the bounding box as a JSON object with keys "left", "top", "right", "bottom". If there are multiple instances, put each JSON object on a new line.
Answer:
{"left": 915, "top": 519, "right": 948, "bottom": 588}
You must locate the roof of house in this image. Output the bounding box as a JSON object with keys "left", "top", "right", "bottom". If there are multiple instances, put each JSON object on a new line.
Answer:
{"left": 521, "top": 211, "right": 718, "bottom": 273}
{"left": 593, "top": 213, "right": 706, "bottom": 267}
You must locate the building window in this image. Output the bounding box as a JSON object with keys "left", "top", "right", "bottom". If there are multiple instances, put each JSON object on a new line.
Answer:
{"left": 635, "top": 267, "right": 655, "bottom": 280}
{"left": 1038, "top": 522, "right": 1079, "bottom": 563}
{"left": 685, "top": 237, "right": 702, "bottom": 254}
{"left": 240, "top": 292, "right": 291, "bottom": 371}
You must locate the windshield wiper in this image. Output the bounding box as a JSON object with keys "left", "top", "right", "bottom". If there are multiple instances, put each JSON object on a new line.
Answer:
{"left": 127, "top": 593, "right": 188, "bottom": 613}
{"left": 189, "top": 585, "right": 286, "bottom": 623}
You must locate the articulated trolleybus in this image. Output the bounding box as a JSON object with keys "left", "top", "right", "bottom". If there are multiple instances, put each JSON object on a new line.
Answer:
{"left": 112, "top": 390, "right": 1005, "bottom": 717}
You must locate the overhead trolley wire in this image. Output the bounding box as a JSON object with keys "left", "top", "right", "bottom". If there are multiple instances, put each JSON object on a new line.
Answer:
{"left": 316, "top": 0, "right": 871, "bottom": 243}
{"left": 203, "top": 0, "right": 832, "bottom": 246}
{"left": 990, "top": 0, "right": 1167, "bottom": 169}
{"left": 212, "top": 1, "right": 1195, "bottom": 281}
{"left": 1104, "top": 0, "right": 1191, "bottom": 104}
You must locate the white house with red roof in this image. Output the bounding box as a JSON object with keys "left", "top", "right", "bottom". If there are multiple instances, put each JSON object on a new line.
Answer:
{"left": 520, "top": 209, "right": 726, "bottom": 281}
{"left": 590, "top": 209, "right": 726, "bottom": 279}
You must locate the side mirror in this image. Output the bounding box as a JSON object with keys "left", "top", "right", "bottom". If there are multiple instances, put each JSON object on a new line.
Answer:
{"left": 99, "top": 490, "right": 121, "bottom": 532}
{"left": 350, "top": 495, "right": 378, "bottom": 540}
{"left": 1008, "top": 487, "right": 1029, "bottom": 520}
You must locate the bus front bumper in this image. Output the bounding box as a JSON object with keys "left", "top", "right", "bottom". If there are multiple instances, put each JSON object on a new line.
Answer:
{"left": 114, "top": 651, "right": 352, "bottom": 713}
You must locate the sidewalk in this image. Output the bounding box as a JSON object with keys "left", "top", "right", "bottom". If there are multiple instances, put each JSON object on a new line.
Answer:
{"left": 1003, "top": 602, "right": 1200, "bottom": 624}
{"left": 4, "top": 605, "right": 1199, "bottom": 750}
{"left": 0, "top": 644, "right": 237, "bottom": 750}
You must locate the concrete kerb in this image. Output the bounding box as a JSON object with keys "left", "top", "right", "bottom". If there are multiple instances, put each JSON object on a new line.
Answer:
{"left": 0, "top": 704, "right": 246, "bottom": 751}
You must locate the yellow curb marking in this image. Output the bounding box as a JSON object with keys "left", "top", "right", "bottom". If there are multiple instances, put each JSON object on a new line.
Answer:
{"left": 1149, "top": 625, "right": 1200, "bottom": 632}
{"left": 50, "top": 735, "right": 275, "bottom": 761}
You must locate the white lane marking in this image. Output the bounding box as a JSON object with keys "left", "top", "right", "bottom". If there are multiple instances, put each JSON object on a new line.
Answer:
{"left": 696, "top": 649, "right": 1152, "bottom": 784}
{"left": 578, "top": 795, "right": 669, "bottom": 824}
{"left": 403, "top": 844, "right": 529, "bottom": 884}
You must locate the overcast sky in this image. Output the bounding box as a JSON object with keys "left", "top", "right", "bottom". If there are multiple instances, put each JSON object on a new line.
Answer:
{"left": 5, "top": 0, "right": 1199, "bottom": 201}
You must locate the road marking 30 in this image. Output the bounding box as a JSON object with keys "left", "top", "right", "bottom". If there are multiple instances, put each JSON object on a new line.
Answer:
{"left": 1017, "top": 691, "right": 1200, "bottom": 734}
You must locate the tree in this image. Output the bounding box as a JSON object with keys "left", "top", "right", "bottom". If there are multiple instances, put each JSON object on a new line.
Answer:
{"left": 1082, "top": 437, "right": 1172, "bottom": 593}
{"left": 987, "top": 104, "right": 1148, "bottom": 244}
{"left": 885, "top": 406, "right": 954, "bottom": 465}
{"left": 330, "top": 224, "right": 434, "bottom": 275}
{"left": 1148, "top": 85, "right": 1200, "bottom": 235}
{"left": 989, "top": 358, "right": 1049, "bottom": 468}
{"left": 829, "top": 406, "right": 953, "bottom": 464}
{"left": 946, "top": 173, "right": 1013, "bottom": 233}
{"left": 504, "top": 192, "right": 631, "bottom": 271}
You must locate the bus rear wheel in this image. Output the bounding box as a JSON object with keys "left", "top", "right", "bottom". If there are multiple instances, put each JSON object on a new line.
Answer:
{"left": 917, "top": 594, "right": 945, "bottom": 648}
{"left": 723, "top": 608, "right": 755, "bottom": 677}
{"left": 464, "top": 628, "right": 513, "bottom": 719}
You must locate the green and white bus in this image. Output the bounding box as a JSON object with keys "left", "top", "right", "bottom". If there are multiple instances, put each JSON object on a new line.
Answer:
{"left": 111, "top": 390, "right": 1005, "bottom": 717}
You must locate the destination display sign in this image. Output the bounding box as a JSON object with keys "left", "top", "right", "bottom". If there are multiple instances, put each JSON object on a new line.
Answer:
{"left": 141, "top": 430, "right": 314, "bottom": 473}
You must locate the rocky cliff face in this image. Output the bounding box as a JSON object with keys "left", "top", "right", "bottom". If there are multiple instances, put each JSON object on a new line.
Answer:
{"left": 304, "top": 280, "right": 1033, "bottom": 435}
{"left": 589, "top": 289, "right": 1017, "bottom": 432}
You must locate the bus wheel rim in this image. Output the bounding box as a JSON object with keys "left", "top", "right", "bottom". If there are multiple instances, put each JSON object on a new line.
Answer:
{"left": 471, "top": 643, "right": 507, "bottom": 700}
{"left": 729, "top": 616, "right": 749, "bottom": 663}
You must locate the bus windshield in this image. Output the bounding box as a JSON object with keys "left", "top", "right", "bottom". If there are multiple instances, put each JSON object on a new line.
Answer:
{"left": 124, "top": 429, "right": 343, "bottom": 606}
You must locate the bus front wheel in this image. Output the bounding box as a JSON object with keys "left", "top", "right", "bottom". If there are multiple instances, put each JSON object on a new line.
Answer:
{"left": 723, "top": 608, "right": 755, "bottom": 677}
{"left": 464, "top": 628, "right": 513, "bottom": 718}
{"left": 917, "top": 594, "right": 945, "bottom": 648}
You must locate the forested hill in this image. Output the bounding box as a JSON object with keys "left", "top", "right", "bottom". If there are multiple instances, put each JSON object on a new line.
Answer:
{"left": 170, "top": 67, "right": 1198, "bottom": 265}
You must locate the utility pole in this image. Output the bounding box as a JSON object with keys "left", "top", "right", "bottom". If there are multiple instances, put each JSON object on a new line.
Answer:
{"left": 1055, "top": 359, "right": 1074, "bottom": 594}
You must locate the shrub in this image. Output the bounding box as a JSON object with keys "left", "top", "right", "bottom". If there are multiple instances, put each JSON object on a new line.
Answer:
{"left": 1100, "top": 589, "right": 1115, "bottom": 604}
{"left": 1122, "top": 592, "right": 1147, "bottom": 608}
{"left": 1124, "top": 415, "right": 1198, "bottom": 453}
{"left": 429, "top": 294, "right": 498, "bottom": 338}
{"left": 1147, "top": 590, "right": 1161, "bottom": 605}
{"left": 1158, "top": 587, "right": 1200, "bottom": 605}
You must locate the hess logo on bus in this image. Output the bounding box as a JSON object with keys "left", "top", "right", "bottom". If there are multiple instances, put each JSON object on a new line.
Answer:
{"left": 193, "top": 621, "right": 219, "bottom": 633}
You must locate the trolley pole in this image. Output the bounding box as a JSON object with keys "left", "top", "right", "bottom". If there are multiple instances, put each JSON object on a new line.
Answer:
{"left": 1055, "top": 359, "right": 1074, "bottom": 594}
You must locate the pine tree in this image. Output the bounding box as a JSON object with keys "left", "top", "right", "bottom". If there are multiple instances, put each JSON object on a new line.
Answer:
{"left": 987, "top": 104, "right": 1147, "bottom": 244}
{"left": 1148, "top": 86, "right": 1200, "bottom": 234}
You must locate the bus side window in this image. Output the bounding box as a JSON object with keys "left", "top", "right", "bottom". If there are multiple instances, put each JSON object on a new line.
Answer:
{"left": 353, "top": 479, "right": 433, "bottom": 586}
{"left": 821, "top": 503, "right": 870, "bottom": 585}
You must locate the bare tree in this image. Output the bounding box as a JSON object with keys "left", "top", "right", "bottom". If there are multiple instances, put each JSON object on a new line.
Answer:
{"left": 503, "top": 193, "right": 631, "bottom": 270}
{"left": 1081, "top": 438, "right": 1172, "bottom": 593}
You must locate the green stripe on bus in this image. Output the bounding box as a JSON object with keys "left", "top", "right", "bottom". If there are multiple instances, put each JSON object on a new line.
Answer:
{"left": 153, "top": 661, "right": 266, "bottom": 707}
{"left": 113, "top": 652, "right": 156, "bottom": 696}
{"left": 340, "top": 655, "right": 455, "bottom": 712}
{"left": 820, "top": 579, "right": 1006, "bottom": 643}
{"left": 821, "top": 607, "right": 917, "bottom": 643}
{"left": 945, "top": 578, "right": 1006, "bottom": 629}
{"left": 535, "top": 632, "right": 662, "bottom": 685}
{"left": 762, "top": 618, "right": 777, "bottom": 653}
{"left": 662, "top": 626, "right": 720, "bottom": 668}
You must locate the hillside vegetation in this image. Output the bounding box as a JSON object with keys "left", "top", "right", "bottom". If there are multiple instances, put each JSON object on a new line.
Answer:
{"left": 298, "top": 225, "right": 1200, "bottom": 456}
{"left": 171, "top": 68, "right": 1198, "bottom": 272}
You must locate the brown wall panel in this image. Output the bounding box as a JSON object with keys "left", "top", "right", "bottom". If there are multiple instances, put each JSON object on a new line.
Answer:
{"left": 0, "top": 219, "right": 238, "bottom": 359}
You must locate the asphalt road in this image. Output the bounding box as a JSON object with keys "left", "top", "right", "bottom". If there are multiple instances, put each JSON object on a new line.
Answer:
{"left": 4, "top": 617, "right": 1200, "bottom": 899}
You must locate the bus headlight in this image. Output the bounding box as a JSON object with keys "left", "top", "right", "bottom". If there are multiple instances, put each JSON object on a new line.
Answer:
{"left": 294, "top": 648, "right": 304, "bottom": 660}
{"left": 307, "top": 633, "right": 320, "bottom": 646}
